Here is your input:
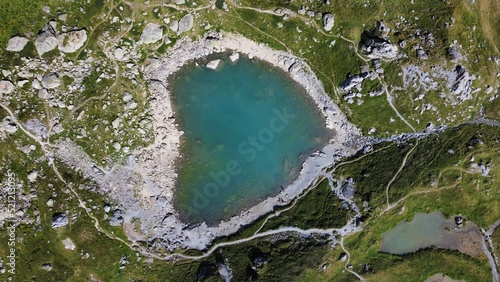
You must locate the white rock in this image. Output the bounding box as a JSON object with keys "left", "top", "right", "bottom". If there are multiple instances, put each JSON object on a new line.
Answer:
{"left": 112, "top": 117, "right": 121, "bottom": 129}
{"left": 35, "top": 23, "right": 58, "bottom": 56}
{"left": 0, "top": 80, "right": 15, "bottom": 94}
{"left": 6, "top": 36, "right": 29, "bottom": 52}
{"left": 206, "top": 59, "right": 221, "bottom": 70}
{"left": 32, "top": 80, "right": 42, "bottom": 90}
{"left": 170, "top": 20, "right": 179, "bottom": 32}
{"left": 178, "top": 14, "right": 194, "bottom": 33}
{"left": 58, "top": 29, "right": 87, "bottom": 53}
{"left": 62, "top": 238, "right": 76, "bottom": 250}
{"left": 104, "top": 205, "right": 111, "bottom": 213}
{"left": 114, "top": 47, "right": 127, "bottom": 61}
{"left": 41, "top": 73, "right": 61, "bottom": 89}
{"left": 47, "top": 198, "right": 54, "bottom": 207}
{"left": 27, "top": 171, "right": 38, "bottom": 182}
{"left": 140, "top": 23, "right": 163, "bottom": 44}
{"left": 38, "top": 89, "right": 49, "bottom": 99}
{"left": 113, "top": 142, "right": 121, "bottom": 151}
{"left": 175, "top": 0, "right": 186, "bottom": 4}
{"left": 323, "top": 14, "right": 335, "bottom": 31}
{"left": 42, "top": 6, "right": 51, "bottom": 13}
{"left": 229, "top": 52, "right": 240, "bottom": 63}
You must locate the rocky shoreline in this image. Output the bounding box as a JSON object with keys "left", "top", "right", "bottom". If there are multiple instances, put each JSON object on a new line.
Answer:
{"left": 58, "top": 32, "right": 367, "bottom": 251}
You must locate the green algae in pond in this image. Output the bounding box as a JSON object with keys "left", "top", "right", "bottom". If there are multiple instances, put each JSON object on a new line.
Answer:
{"left": 170, "top": 56, "right": 331, "bottom": 225}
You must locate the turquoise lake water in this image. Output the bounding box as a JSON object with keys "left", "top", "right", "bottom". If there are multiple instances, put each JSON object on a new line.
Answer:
{"left": 170, "top": 56, "right": 331, "bottom": 225}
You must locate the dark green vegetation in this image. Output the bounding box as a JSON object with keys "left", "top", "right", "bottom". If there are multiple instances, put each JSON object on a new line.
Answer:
{"left": 260, "top": 180, "right": 352, "bottom": 231}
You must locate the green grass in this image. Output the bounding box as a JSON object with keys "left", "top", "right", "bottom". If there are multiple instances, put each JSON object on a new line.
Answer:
{"left": 260, "top": 179, "right": 352, "bottom": 231}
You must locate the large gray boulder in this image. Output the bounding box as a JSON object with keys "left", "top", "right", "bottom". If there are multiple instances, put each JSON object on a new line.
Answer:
{"left": 6, "top": 36, "right": 29, "bottom": 52}
{"left": 178, "top": 14, "right": 194, "bottom": 33}
{"left": 58, "top": 29, "right": 87, "bottom": 53}
{"left": 360, "top": 33, "right": 398, "bottom": 60}
{"left": 140, "top": 23, "right": 163, "bottom": 44}
{"left": 0, "top": 80, "right": 15, "bottom": 94}
{"left": 323, "top": 14, "right": 335, "bottom": 31}
{"left": 41, "top": 73, "right": 61, "bottom": 89}
{"left": 35, "top": 22, "right": 59, "bottom": 56}
{"left": 51, "top": 213, "right": 69, "bottom": 228}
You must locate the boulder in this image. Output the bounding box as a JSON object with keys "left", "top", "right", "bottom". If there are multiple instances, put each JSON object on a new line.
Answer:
{"left": 51, "top": 213, "right": 69, "bottom": 228}
{"left": 6, "top": 36, "right": 29, "bottom": 52}
{"left": 359, "top": 32, "right": 398, "bottom": 60}
{"left": 229, "top": 52, "right": 240, "bottom": 63}
{"left": 41, "top": 73, "right": 61, "bottom": 89}
{"left": 35, "top": 22, "right": 59, "bottom": 56}
{"left": 340, "top": 72, "right": 369, "bottom": 91}
{"left": 140, "top": 23, "right": 163, "bottom": 44}
{"left": 206, "top": 59, "right": 221, "bottom": 70}
{"left": 178, "top": 14, "right": 194, "bottom": 33}
{"left": 109, "top": 209, "right": 124, "bottom": 226}
{"left": 170, "top": 20, "right": 179, "bottom": 32}
{"left": 27, "top": 170, "right": 38, "bottom": 182}
{"left": 0, "top": 80, "right": 15, "bottom": 94}
{"left": 58, "top": 29, "right": 87, "bottom": 53}
{"left": 322, "top": 14, "right": 335, "bottom": 31}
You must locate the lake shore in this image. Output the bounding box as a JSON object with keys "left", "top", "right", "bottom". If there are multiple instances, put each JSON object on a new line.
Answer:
{"left": 60, "top": 31, "right": 368, "bottom": 251}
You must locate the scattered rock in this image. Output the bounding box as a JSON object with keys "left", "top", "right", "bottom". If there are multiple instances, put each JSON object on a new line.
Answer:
{"left": 416, "top": 49, "right": 428, "bottom": 60}
{"left": 206, "top": 59, "right": 221, "bottom": 70}
{"left": 178, "top": 14, "right": 194, "bottom": 33}
{"left": 360, "top": 32, "right": 398, "bottom": 60}
{"left": 170, "top": 20, "right": 179, "bottom": 32}
{"left": 41, "top": 263, "right": 53, "bottom": 271}
{"left": 109, "top": 209, "right": 124, "bottom": 226}
{"left": 0, "top": 80, "right": 15, "bottom": 94}
{"left": 41, "top": 73, "right": 61, "bottom": 89}
{"left": 6, "top": 36, "right": 29, "bottom": 52}
{"left": 229, "top": 52, "right": 240, "bottom": 63}
{"left": 340, "top": 178, "right": 355, "bottom": 199}
{"left": 0, "top": 118, "right": 17, "bottom": 134}
{"left": 58, "top": 29, "right": 87, "bottom": 53}
{"left": 340, "top": 72, "right": 369, "bottom": 91}
{"left": 51, "top": 213, "right": 69, "bottom": 228}
{"left": 322, "top": 14, "right": 335, "bottom": 31}
{"left": 35, "top": 22, "right": 59, "bottom": 56}
{"left": 140, "top": 23, "right": 163, "bottom": 44}
{"left": 27, "top": 170, "right": 38, "bottom": 183}
{"left": 62, "top": 238, "right": 76, "bottom": 250}
{"left": 114, "top": 47, "right": 127, "bottom": 61}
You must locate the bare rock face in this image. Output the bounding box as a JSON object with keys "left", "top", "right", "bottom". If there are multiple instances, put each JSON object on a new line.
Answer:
{"left": 450, "top": 65, "right": 475, "bottom": 101}
{"left": 140, "top": 23, "right": 163, "bottom": 44}
{"left": 35, "top": 22, "right": 59, "bottom": 56}
{"left": 323, "top": 13, "right": 335, "bottom": 31}
{"left": 0, "top": 80, "right": 15, "bottom": 94}
{"left": 41, "top": 73, "right": 61, "bottom": 89}
{"left": 6, "top": 36, "right": 29, "bottom": 52}
{"left": 178, "top": 14, "right": 194, "bottom": 33}
{"left": 360, "top": 32, "right": 398, "bottom": 60}
{"left": 58, "top": 29, "right": 87, "bottom": 53}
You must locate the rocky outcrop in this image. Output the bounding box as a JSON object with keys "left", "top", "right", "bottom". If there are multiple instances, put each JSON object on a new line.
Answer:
{"left": 109, "top": 209, "right": 124, "bottom": 226}
{"left": 41, "top": 73, "right": 61, "bottom": 89}
{"left": 340, "top": 72, "right": 369, "bottom": 91}
{"left": 58, "top": 29, "right": 87, "bottom": 53}
{"left": 51, "top": 213, "right": 68, "bottom": 228}
{"left": 323, "top": 14, "right": 335, "bottom": 31}
{"left": 359, "top": 32, "right": 398, "bottom": 60}
{"left": 35, "top": 22, "right": 59, "bottom": 56}
{"left": 140, "top": 23, "right": 163, "bottom": 44}
{"left": 450, "top": 65, "right": 474, "bottom": 101}
{"left": 6, "top": 36, "right": 29, "bottom": 52}
{"left": 0, "top": 80, "right": 15, "bottom": 94}
{"left": 178, "top": 14, "right": 194, "bottom": 33}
